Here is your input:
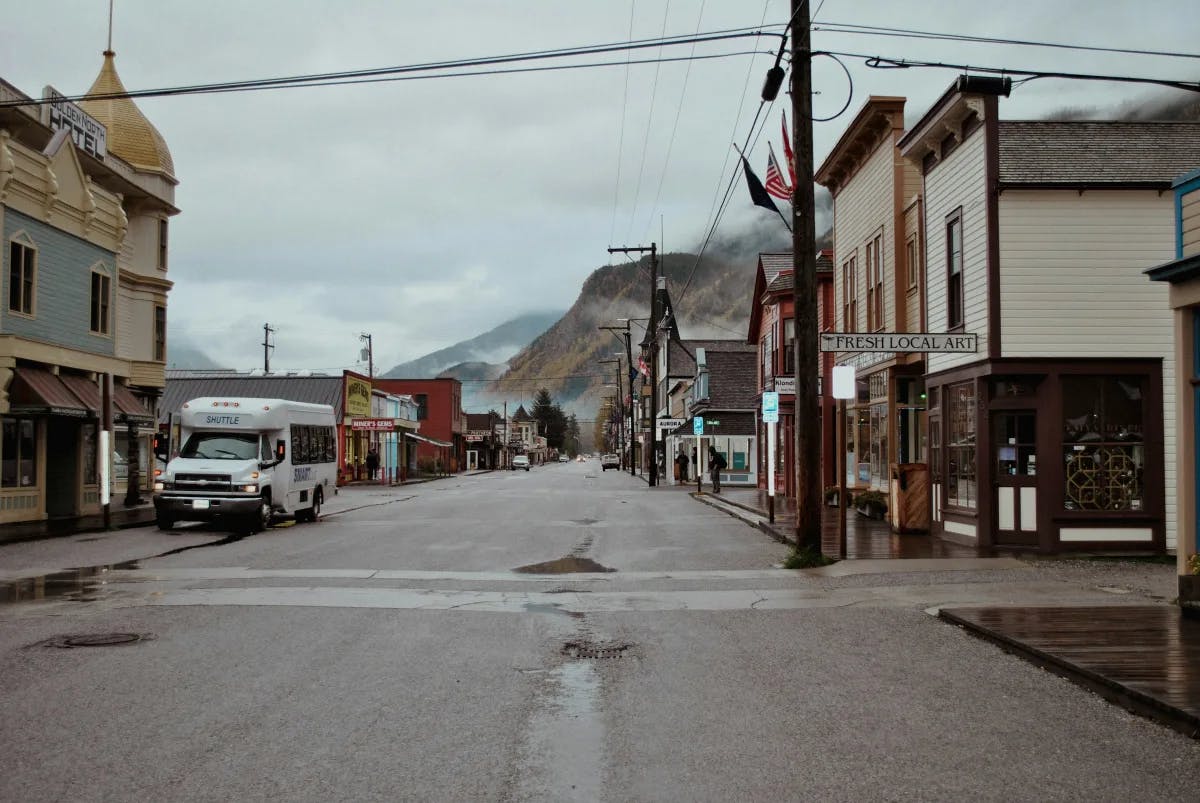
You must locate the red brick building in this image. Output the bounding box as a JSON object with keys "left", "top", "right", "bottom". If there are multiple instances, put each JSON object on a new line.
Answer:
{"left": 372, "top": 378, "right": 464, "bottom": 472}
{"left": 747, "top": 251, "right": 836, "bottom": 500}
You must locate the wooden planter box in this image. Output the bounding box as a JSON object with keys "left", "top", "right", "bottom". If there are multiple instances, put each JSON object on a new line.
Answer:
{"left": 1180, "top": 575, "right": 1200, "bottom": 619}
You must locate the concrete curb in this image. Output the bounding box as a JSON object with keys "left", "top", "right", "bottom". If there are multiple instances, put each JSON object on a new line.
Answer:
{"left": 692, "top": 493, "right": 798, "bottom": 547}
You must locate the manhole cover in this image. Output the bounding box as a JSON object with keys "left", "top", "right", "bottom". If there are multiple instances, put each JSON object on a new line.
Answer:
{"left": 39, "top": 633, "right": 153, "bottom": 648}
{"left": 562, "top": 641, "right": 630, "bottom": 660}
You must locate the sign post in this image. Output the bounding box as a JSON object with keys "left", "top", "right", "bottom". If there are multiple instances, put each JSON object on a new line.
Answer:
{"left": 762, "top": 392, "right": 779, "bottom": 523}
{"left": 693, "top": 416, "right": 704, "bottom": 493}
{"left": 832, "top": 365, "right": 857, "bottom": 559}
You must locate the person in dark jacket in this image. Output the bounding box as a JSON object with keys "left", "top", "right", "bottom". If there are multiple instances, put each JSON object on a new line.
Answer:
{"left": 708, "top": 446, "right": 726, "bottom": 493}
{"left": 365, "top": 447, "right": 380, "bottom": 480}
{"left": 676, "top": 451, "right": 689, "bottom": 482}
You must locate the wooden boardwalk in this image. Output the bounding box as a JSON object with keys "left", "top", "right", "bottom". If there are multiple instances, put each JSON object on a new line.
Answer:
{"left": 940, "top": 605, "right": 1200, "bottom": 738}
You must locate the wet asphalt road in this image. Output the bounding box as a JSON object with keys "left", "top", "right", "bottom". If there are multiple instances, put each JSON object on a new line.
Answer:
{"left": 1, "top": 463, "right": 1198, "bottom": 802}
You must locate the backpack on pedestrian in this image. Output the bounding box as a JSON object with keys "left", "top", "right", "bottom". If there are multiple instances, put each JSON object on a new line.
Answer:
{"left": 715, "top": 453, "right": 727, "bottom": 470}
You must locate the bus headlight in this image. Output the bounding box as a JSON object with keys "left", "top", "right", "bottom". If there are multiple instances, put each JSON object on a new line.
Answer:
{"left": 241, "top": 484, "right": 259, "bottom": 493}
{"left": 153, "top": 481, "right": 165, "bottom": 491}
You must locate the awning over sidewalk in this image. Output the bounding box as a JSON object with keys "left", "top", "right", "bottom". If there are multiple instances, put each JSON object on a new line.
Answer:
{"left": 8, "top": 367, "right": 90, "bottom": 417}
{"left": 667, "top": 411, "right": 757, "bottom": 437}
{"left": 405, "top": 432, "right": 453, "bottom": 448}
{"left": 6, "top": 368, "right": 155, "bottom": 425}
{"left": 58, "top": 373, "right": 155, "bottom": 425}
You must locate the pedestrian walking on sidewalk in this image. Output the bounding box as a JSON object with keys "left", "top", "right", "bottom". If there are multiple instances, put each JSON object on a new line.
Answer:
{"left": 708, "top": 446, "right": 725, "bottom": 494}
{"left": 676, "top": 451, "right": 689, "bottom": 482}
{"left": 365, "top": 448, "right": 380, "bottom": 480}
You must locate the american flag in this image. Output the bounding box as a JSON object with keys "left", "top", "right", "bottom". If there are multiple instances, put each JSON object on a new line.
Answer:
{"left": 765, "top": 144, "right": 792, "bottom": 200}
{"left": 781, "top": 110, "right": 796, "bottom": 186}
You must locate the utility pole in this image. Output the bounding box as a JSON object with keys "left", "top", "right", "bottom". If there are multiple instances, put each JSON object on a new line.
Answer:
{"left": 791, "top": 0, "right": 821, "bottom": 551}
{"left": 599, "top": 357, "right": 625, "bottom": 472}
{"left": 262, "top": 323, "right": 274, "bottom": 373}
{"left": 607, "top": 244, "right": 658, "bottom": 486}
{"left": 359, "top": 333, "right": 374, "bottom": 378}
{"left": 602, "top": 320, "right": 639, "bottom": 476}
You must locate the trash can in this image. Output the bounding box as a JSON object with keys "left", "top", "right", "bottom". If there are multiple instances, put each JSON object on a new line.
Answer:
{"left": 890, "top": 463, "right": 929, "bottom": 533}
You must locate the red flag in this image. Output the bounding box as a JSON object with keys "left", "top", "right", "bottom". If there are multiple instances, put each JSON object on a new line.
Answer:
{"left": 765, "top": 144, "right": 792, "bottom": 200}
{"left": 637, "top": 355, "right": 649, "bottom": 377}
{"left": 781, "top": 110, "right": 796, "bottom": 186}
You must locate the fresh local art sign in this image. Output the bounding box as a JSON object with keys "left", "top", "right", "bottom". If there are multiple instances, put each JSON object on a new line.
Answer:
{"left": 820, "top": 332, "right": 978, "bottom": 353}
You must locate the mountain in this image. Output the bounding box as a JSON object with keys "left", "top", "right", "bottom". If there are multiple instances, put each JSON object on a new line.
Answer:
{"left": 166, "top": 338, "right": 224, "bottom": 370}
{"left": 481, "top": 219, "right": 831, "bottom": 417}
{"left": 482, "top": 251, "right": 757, "bottom": 415}
{"left": 381, "top": 311, "right": 563, "bottom": 378}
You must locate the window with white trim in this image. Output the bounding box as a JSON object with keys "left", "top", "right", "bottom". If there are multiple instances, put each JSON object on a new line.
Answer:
{"left": 90, "top": 266, "right": 111, "bottom": 335}
{"left": 8, "top": 236, "right": 36, "bottom": 316}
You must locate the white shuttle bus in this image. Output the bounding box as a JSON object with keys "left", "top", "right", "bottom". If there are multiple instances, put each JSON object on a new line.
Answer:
{"left": 153, "top": 397, "right": 337, "bottom": 533}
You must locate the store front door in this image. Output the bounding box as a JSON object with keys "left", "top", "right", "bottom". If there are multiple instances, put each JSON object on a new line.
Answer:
{"left": 993, "top": 410, "right": 1038, "bottom": 547}
{"left": 45, "top": 418, "right": 80, "bottom": 518}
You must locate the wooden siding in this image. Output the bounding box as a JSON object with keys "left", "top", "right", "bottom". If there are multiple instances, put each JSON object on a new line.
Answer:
{"left": 998, "top": 189, "right": 1177, "bottom": 550}
{"left": 903, "top": 202, "right": 923, "bottom": 332}
{"left": 924, "top": 130, "right": 989, "bottom": 374}
{"left": 1, "top": 208, "right": 118, "bottom": 356}
{"left": 1183, "top": 187, "right": 1200, "bottom": 257}
{"left": 833, "top": 137, "right": 895, "bottom": 337}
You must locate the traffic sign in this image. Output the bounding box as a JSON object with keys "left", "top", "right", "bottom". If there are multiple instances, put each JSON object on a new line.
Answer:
{"left": 762, "top": 392, "right": 779, "bottom": 423}
{"left": 657, "top": 417, "right": 686, "bottom": 431}
{"left": 693, "top": 416, "right": 704, "bottom": 435}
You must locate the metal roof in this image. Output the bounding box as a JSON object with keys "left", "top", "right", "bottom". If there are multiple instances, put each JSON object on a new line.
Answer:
{"left": 160, "top": 375, "right": 345, "bottom": 424}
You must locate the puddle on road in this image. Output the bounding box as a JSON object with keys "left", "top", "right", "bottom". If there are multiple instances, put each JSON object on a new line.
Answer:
{"left": 0, "top": 560, "right": 141, "bottom": 605}
{"left": 0, "top": 530, "right": 251, "bottom": 607}
{"left": 513, "top": 660, "right": 605, "bottom": 801}
{"left": 523, "top": 602, "right": 585, "bottom": 619}
{"left": 514, "top": 557, "right": 615, "bottom": 575}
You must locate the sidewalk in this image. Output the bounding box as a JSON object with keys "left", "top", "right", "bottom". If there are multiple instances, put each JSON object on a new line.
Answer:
{"left": 690, "top": 483, "right": 1200, "bottom": 739}
{"left": 693, "top": 485, "right": 981, "bottom": 558}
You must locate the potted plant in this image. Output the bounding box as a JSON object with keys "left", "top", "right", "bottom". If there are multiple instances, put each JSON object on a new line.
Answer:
{"left": 824, "top": 485, "right": 845, "bottom": 507}
{"left": 854, "top": 489, "right": 888, "bottom": 520}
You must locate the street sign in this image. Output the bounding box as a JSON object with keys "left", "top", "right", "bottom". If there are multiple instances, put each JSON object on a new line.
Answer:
{"left": 693, "top": 416, "right": 704, "bottom": 435}
{"left": 820, "top": 332, "right": 978, "bottom": 353}
{"left": 774, "top": 376, "right": 795, "bottom": 395}
{"left": 657, "top": 417, "right": 685, "bottom": 430}
{"left": 762, "top": 392, "right": 779, "bottom": 423}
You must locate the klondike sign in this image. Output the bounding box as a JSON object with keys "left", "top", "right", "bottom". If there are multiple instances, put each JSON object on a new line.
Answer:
{"left": 820, "top": 332, "right": 978, "bottom": 353}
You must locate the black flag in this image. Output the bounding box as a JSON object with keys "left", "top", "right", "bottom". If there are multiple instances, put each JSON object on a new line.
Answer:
{"left": 741, "top": 155, "right": 778, "bottom": 213}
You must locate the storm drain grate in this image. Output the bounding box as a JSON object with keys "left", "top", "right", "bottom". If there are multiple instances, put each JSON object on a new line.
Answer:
{"left": 39, "top": 632, "right": 153, "bottom": 649}
{"left": 562, "top": 641, "right": 630, "bottom": 660}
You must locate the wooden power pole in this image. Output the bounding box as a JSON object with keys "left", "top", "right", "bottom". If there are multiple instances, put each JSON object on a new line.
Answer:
{"left": 792, "top": 0, "right": 821, "bottom": 551}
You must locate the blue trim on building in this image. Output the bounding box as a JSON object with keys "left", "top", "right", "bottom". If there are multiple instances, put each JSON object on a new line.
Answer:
{"left": 1175, "top": 170, "right": 1200, "bottom": 260}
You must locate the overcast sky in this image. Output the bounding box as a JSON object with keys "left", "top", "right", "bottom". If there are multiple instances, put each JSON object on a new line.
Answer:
{"left": 2, "top": 1, "right": 1196, "bottom": 373}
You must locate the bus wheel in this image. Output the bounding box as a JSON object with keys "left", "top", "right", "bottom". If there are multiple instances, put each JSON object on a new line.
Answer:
{"left": 238, "top": 492, "right": 272, "bottom": 534}
{"left": 297, "top": 487, "right": 322, "bottom": 523}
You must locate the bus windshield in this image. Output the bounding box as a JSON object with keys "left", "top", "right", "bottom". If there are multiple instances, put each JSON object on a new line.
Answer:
{"left": 180, "top": 432, "right": 260, "bottom": 461}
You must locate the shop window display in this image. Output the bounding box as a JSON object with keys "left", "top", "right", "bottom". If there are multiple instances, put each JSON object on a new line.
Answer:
{"left": 1062, "top": 376, "right": 1145, "bottom": 511}
{"left": 946, "top": 381, "right": 976, "bottom": 509}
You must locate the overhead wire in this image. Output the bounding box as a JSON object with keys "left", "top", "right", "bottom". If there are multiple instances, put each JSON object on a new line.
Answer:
{"left": 2, "top": 27, "right": 784, "bottom": 108}
{"left": 608, "top": 1, "right": 639, "bottom": 254}
{"left": 623, "top": 0, "right": 674, "bottom": 243}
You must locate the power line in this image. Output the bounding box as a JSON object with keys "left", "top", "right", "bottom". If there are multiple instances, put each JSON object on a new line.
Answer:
{"left": 813, "top": 20, "right": 1200, "bottom": 61}
{"left": 608, "top": 1, "right": 638, "bottom": 254}
{"left": 623, "top": 0, "right": 674, "bottom": 243}
{"left": 2, "top": 28, "right": 783, "bottom": 109}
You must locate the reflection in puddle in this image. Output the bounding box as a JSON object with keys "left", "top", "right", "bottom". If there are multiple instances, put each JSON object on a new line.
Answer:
{"left": 0, "top": 560, "right": 141, "bottom": 605}
{"left": 514, "top": 661, "right": 605, "bottom": 801}
{"left": 514, "top": 557, "right": 615, "bottom": 575}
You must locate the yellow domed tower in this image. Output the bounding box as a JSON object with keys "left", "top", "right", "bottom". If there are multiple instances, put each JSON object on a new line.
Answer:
{"left": 79, "top": 50, "right": 175, "bottom": 180}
